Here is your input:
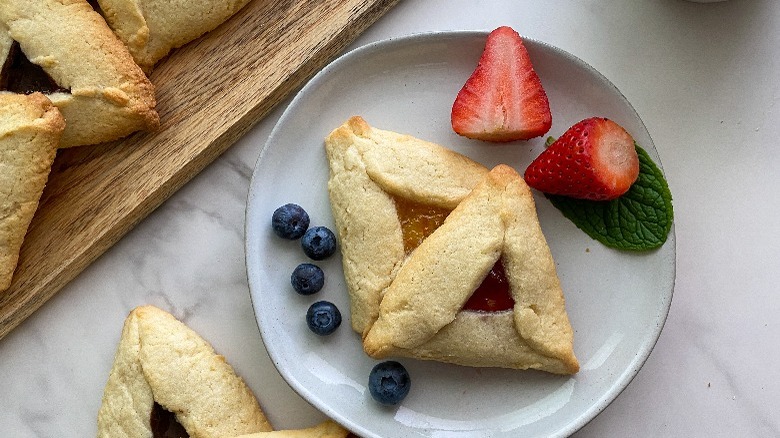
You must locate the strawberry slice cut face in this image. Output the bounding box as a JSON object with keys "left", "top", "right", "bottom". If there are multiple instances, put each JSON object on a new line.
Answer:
{"left": 451, "top": 26, "right": 552, "bottom": 142}
{"left": 524, "top": 117, "right": 640, "bottom": 200}
{"left": 590, "top": 119, "right": 640, "bottom": 196}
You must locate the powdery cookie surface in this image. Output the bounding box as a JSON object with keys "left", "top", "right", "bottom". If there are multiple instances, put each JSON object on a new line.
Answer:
{"left": 0, "top": 0, "right": 158, "bottom": 147}
{"left": 97, "top": 305, "right": 272, "bottom": 438}
{"left": 0, "top": 92, "right": 63, "bottom": 291}
{"left": 95, "top": 0, "right": 252, "bottom": 72}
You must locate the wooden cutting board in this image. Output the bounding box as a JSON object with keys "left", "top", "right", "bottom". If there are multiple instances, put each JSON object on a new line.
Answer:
{"left": 0, "top": 0, "right": 399, "bottom": 340}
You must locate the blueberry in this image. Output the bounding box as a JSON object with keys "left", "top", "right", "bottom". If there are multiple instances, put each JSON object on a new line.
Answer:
{"left": 271, "top": 204, "right": 310, "bottom": 239}
{"left": 301, "top": 226, "right": 337, "bottom": 260}
{"left": 306, "top": 301, "right": 341, "bottom": 335}
{"left": 290, "top": 263, "right": 324, "bottom": 295}
{"left": 368, "top": 361, "right": 411, "bottom": 406}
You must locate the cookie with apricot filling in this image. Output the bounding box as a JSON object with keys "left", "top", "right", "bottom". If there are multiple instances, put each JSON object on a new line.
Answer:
{"left": 97, "top": 305, "right": 272, "bottom": 438}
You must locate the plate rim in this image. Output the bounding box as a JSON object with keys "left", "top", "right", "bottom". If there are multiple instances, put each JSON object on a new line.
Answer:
{"left": 245, "top": 29, "right": 676, "bottom": 438}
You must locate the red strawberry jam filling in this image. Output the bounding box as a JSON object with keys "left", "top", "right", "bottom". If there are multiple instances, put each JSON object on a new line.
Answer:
{"left": 393, "top": 196, "right": 514, "bottom": 312}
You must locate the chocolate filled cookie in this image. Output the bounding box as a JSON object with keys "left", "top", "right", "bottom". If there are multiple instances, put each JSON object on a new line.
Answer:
{"left": 0, "top": 0, "right": 159, "bottom": 147}
{"left": 325, "top": 116, "right": 489, "bottom": 335}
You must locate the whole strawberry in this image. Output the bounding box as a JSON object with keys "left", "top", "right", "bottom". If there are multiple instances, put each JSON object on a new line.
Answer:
{"left": 524, "top": 117, "right": 639, "bottom": 201}
{"left": 451, "top": 26, "right": 551, "bottom": 142}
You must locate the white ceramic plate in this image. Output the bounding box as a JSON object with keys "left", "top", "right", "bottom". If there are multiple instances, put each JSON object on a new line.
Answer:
{"left": 245, "top": 31, "right": 675, "bottom": 438}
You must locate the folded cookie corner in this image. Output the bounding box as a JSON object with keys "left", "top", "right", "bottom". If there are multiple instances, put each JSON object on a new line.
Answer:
{"left": 0, "top": 92, "right": 63, "bottom": 291}
{"left": 97, "top": 305, "right": 273, "bottom": 438}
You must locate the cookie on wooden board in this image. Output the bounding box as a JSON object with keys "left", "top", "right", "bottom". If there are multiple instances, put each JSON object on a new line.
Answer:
{"left": 0, "top": 0, "right": 159, "bottom": 147}
{"left": 324, "top": 116, "right": 489, "bottom": 334}
{"left": 94, "top": 0, "right": 253, "bottom": 72}
{"left": 97, "top": 305, "right": 273, "bottom": 438}
{"left": 0, "top": 92, "right": 63, "bottom": 292}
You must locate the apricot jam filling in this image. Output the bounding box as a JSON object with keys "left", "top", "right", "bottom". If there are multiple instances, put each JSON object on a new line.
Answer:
{"left": 463, "top": 259, "right": 514, "bottom": 312}
{"left": 392, "top": 195, "right": 514, "bottom": 312}
{"left": 393, "top": 195, "right": 450, "bottom": 253}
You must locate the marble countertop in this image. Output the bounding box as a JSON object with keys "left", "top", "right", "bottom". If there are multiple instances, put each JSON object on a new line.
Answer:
{"left": 2, "top": 0, "right": 778, "bottom": 436}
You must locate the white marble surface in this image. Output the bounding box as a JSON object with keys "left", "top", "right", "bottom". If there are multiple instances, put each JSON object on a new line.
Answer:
{"left": 1, "top": 0, "right": 778, "bottom": 436}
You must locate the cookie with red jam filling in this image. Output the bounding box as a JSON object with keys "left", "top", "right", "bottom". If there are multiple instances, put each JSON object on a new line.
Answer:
{"left": 325, "top": 117, "right": 578, "bottom": 374}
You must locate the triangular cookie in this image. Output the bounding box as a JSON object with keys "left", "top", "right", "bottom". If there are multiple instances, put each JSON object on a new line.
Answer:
{"left": 97, "top": 306, "right": 273, "bottom": 438}
{"left": 0, "top": 92, "right": 63, "bottom": 291}
{"left": 0, "top": 0, "right": 158, "bottom": 147}
{"left": 325, "top": 117, "right": 578, "bottom": 374}
{"left": 94, "top": 0, "right": 252, "bottom": 72}
{"left": 325, "top": 116, "right": 489, "bottom": 334}
{"left": 363, "top": 165, "right": 578, "bottom": 374}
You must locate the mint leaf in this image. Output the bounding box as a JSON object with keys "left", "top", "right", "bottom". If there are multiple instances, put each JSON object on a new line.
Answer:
{"left": 546, "top": 144, "right": 673, "bottom": 251}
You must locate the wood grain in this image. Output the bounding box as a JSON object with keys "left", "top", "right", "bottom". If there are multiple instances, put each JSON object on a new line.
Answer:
{"left": 0, "top": 0, "right": 399, "bottom": 340}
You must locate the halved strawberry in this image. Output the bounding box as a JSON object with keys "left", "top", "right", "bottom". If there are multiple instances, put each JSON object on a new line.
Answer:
{"left": 524, "top": 117, "right": 639, "bottom": 200}
{"left": 451, "top": 26, "right": 552, "bottom": 142}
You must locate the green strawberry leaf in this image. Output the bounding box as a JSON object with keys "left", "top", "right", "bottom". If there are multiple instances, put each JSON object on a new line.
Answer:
{"left": 545, "top": 144, "right": 673, "bottom": 251}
